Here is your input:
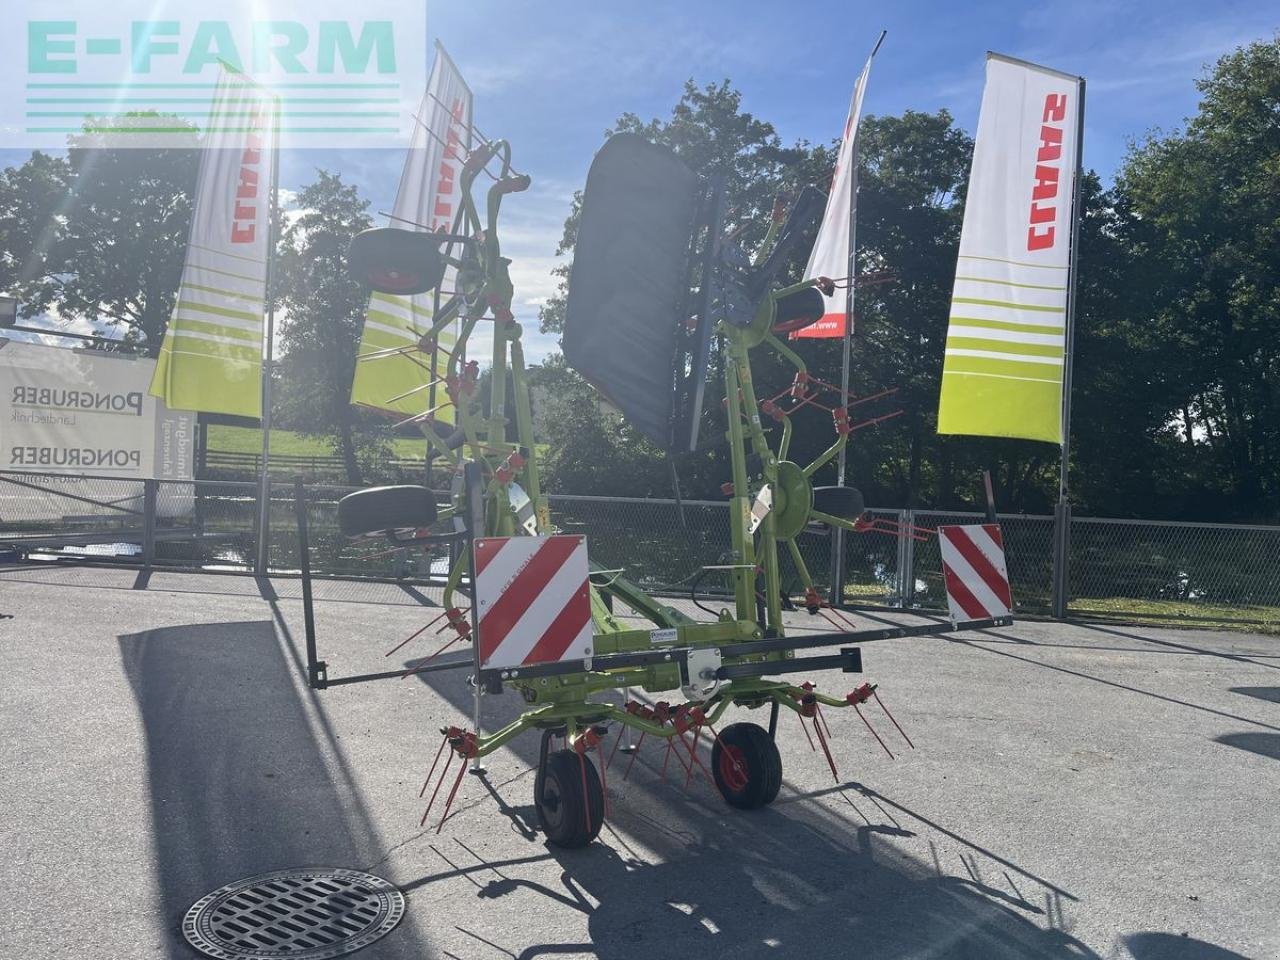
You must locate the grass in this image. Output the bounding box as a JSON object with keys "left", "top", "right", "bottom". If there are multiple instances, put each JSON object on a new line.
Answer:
{"left": 207, "top": 426, "right": 550, "bottom": 462}
{"left": 207, "top": 425, "right": 428, "bottom": 460}
{"left": 1067, "top": 596, "right": 1280, "bottom": 633}
{"left": 838, "top": 582, "right": 1280, "bottom": 634}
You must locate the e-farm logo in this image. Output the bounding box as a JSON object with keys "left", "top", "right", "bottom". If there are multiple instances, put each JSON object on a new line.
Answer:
{"left": 7, "top": 1, "right": 426, "bottom": 148}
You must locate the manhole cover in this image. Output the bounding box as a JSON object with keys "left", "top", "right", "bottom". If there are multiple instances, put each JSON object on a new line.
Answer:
{"left": 182, "top": 868, "right": 406, "bottom": 960}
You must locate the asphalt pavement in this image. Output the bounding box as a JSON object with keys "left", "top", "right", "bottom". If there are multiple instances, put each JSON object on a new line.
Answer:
{"left": 1, "top": 563, "right": 1276, "bottom": 959}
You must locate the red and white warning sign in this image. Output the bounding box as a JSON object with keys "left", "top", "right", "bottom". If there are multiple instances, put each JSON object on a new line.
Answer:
{"left": 938, "top": 523, "right": 1014, "bottom": 623}
{"left": 473, "top": 535, "right": 593, "bottom": 670}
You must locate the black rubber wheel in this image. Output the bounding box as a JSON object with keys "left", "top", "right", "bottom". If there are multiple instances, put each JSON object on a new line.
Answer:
{"left": 536, "top": 749, "right": 604, "bottom": 848}
{"left": 710, "top": 722, "right": 783, "bottom": 809}
{"left": 348, "top": 227, "right": 445, "bottom": 295}
{"left": 770, "top": 286, "right": 827, "bottom": 334}
{"left": 337, "top": 485, "right": 438, "bottom": 537}
{"left": 812, "top": 485, "right": 866, "bottom": 523}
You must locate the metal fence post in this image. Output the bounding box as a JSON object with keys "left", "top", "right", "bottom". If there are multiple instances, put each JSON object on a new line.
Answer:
{"left": 900, "top": 508, "right": 916, "bottom": 608}
{"left": 1052, "top": 499, "right": 1071, "bottom": 619}
{"left": 142, "top": 479, "right": 157, "bottom": 568}
{"left": 894, "top": 509, "right": 908, "bottom": 607}
{"left": 830, "top": 527, "right": 846, "bottom": 607}
{"left": 255, "top": 481, "right": 271, "bottom": 576}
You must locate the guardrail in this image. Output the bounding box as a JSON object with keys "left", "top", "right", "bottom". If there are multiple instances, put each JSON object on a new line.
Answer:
{"left": 1, "top": 469, "right": 1277, "bottom": 626}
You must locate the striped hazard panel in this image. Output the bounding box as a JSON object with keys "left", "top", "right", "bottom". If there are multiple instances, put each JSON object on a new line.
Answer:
{"left": 473, "top": 535, "right": 593, "bottom": 670}
{"left": 938, "top": 523, "right": 1014, "bottom": 623}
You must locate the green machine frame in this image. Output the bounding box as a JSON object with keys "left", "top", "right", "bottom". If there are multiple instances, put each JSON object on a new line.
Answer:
{"left": 312, "top": 132, "right": 1010, "bottom": 845}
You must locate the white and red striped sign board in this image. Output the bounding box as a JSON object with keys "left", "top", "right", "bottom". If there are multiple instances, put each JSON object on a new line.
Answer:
{"left": 938, "top": 523, "right": 1014, "bottom": 623}
{"left": 473, "top": 535, "right": 593, "bottom": 670}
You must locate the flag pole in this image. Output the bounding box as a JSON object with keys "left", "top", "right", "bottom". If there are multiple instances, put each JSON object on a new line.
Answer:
{"left": 831, "top": 29, "right": 885, "bottom": 608}
{"left": 1051, "top": 75, "right": 1086, "bottom": 618}
{"left": 255, "top": 114, "right": 282, "bottom": 577}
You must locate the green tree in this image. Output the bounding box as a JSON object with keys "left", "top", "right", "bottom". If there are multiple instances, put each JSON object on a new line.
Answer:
{"left": 274, "top": 170, "right": 387, "bottom": 484}
{"left": 528, "top": 356, "right": 672, "bottom": 495}
{"left": 1109, "top": 36, "right": 1280, "bottom": 518}
{"left": 0, "top": 116, "right": 199, "bottom": 350}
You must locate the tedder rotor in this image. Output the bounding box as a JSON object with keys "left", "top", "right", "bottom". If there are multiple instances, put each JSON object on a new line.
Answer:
{"left": 300, "top": 131, "right": 1013, "bottom": 847}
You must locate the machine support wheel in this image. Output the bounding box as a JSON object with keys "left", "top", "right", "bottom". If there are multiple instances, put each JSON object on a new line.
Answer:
{"left": 711, "top": 722, "right": 783, "bottom": 809}
{"left": 336, "top": 485, "right": 437, "bottom": 537}
{"left": 535, "top": 749, "right": 604, "bottom": 847}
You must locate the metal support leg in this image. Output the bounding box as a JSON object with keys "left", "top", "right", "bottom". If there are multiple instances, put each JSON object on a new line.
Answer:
{"left": 295, "top": 480, "right": 325, "bottom": 689}
{"left": 618, "top": 686, "right": 637, "bottom": 754}
{"left": 469, "top": 676, "right": 486, "bottom": 775}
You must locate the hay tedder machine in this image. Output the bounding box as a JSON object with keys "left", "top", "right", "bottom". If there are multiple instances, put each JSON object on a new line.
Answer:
{"left": 300, "top": 132, "right": 1013, "bottom": 847}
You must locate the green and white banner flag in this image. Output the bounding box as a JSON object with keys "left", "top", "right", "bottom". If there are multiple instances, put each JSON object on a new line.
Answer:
{"left": 937, "top": 53, "right": 1082, "bottom": 444}
{"left": 149, "top": 71, "right": 278, "bottom": 419}
{"left": 350, "top": 43, "right": 472, "bottom": 424}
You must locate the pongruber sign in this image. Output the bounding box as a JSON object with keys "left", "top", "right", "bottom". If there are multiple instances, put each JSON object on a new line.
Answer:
{"left": 0, "top": 340, "right": 194, "bottom": 519}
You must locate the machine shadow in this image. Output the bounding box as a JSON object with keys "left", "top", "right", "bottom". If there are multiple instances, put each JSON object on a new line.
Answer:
{"left": 954, "top": 632, "right": 1280, "bottom": 734}
{"left": 413, "top": 665, "right": 1101, "bottom": 960}
{"left": 1230, "top": 686, "right": 1280, "bottom": 704}
{"left": 119, "top": 620, "right": 392, "bottom": 954}
{"left": 1123, "top": 932, "right": 1251, "bottom": 959}
{"left": 1072, "top": 622, "right": 1280, "bottom": 672}
{"left": 1213, "top": 731, "right": 1280, "bottom": 761}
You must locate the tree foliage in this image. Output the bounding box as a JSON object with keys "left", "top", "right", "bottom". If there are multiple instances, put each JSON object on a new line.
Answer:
{"left": 1, "top": 39, "right": 1277, "bottom": 519}
{"left": 532, "top": 38, "right": 1280, "bottom": 520}
{"left": 0, "top": 116, "right": 199, "bottom": 350}
{"left": 273, "top": 170, "right": 388, "bottom": 484}
{"left": 1107, "top": 36, "right": 1280, "bottom": 517}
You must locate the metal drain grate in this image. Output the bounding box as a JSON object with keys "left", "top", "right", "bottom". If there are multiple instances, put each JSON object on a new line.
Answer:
{"left": 182, "top": 868, "right": 406, "bottom": 960}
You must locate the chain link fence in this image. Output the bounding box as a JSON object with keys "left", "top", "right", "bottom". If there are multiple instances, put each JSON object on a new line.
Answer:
{"left": 2, "top": 469, "right": 1278, "bottom": 626}
{"left": 1067, "top": 517, "right": 1280, "bottom": 623}
{"left": 904, "top": 510, "right": 1055, "bottom": 614}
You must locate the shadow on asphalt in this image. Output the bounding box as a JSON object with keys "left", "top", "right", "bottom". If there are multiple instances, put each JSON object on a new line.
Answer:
{"left": 1230, "top": 686, "right": 1280, "bottom": 704}
{"left": 409, "top": 664, "right": 1102, "bottom": 960}
{"left": 109, "top": 600, "right": 1254, "bottom": 959}
{"left": 1214, "top": 732, "right": 1280, "bottom": 762}
{"left": 1124, "top": 932, "right": 1251, "bottom": 959}
{"left": 119, "top": 620, "right": 387, "bottom": 953}
{"left": 951, "top": 632, "right": 1280, "bottom": 734}
{"left": 1074, "top": 623, "right": 1280, "bottom": 672}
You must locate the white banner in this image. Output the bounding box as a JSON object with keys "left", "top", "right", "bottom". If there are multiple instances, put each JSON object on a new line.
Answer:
{"left": 794, "top": 46, "right": 877, "bottom": 339}
{"left": 351, "top": 43, "right": 473, "bottom": 422}
{"left": 937, "top": 53, "right": 1083, "bottom": 444}
{"left": 1, "top": 341, "right": 194, "bottom": 520}
{"left": 149, "top": 69, "right": 278, "bottom": 420}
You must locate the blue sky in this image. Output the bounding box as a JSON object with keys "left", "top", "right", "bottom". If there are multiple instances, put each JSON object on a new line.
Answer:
{"left": 300, "top": 0, "right": 1277, "bottom": 361}
{"left": 5, "top": 1, "right": 1275, "bottom": 360}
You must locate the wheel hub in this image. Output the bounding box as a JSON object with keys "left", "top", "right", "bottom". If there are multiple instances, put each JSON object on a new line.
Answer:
{"left": 772, "top": 461, "right": 814, "bottom": 540}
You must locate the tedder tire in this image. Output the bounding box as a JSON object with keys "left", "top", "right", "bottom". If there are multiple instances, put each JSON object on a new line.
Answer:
{"left": 337, "top": 485, "right": 438, "bottom": 538}
{"left": 711, "top": 722, "right": 783, "bottom": 809}
{"left": 536, "top": 749, "right": 605, "bottom": 848}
